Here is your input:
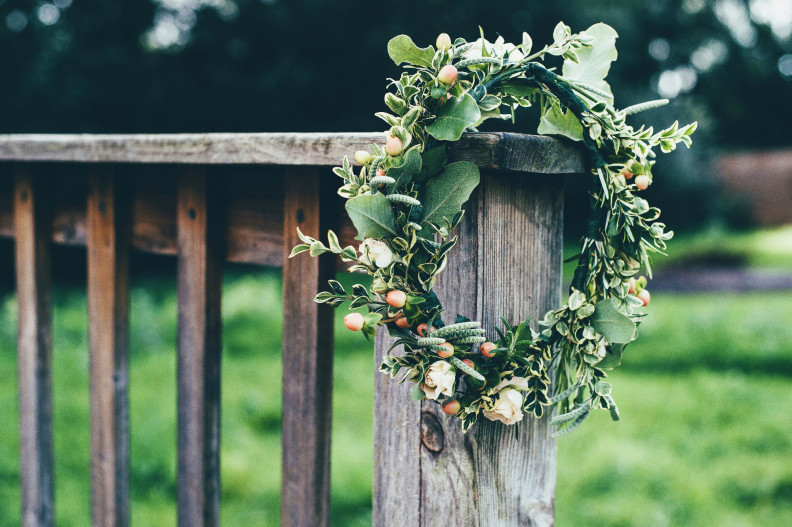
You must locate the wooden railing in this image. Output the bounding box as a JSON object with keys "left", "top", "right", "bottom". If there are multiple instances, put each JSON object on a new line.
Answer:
{"left": 0, "top": 132, "right": 585, "bottom": 527}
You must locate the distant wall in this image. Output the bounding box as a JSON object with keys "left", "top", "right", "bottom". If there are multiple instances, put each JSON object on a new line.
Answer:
{"left": 716, "top": 150, "right": 792, "bottom": 226}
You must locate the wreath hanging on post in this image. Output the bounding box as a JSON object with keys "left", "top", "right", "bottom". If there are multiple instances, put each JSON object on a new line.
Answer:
{"left": 291, "top": 23, "right": 696, "bottom": 436}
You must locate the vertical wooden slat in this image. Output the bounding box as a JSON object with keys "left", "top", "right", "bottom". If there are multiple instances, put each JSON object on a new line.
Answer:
{"left": 14, "top": 169, "right": 55, "bottom": 527}
{"left": 177, "top": 169, "right": 223, "bottom": 527}
{"left": 281, "top": 168, "right": 335, "bottom": 527}
{"left": 86, "top": 170, "right": 130, "bottom": 526}
{"left": 374, "top": 171, "right": 564, "bottom": 526}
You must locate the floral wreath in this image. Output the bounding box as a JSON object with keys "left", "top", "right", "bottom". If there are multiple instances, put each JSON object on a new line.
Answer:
{"left": 291, "top": 23, "right": 695, "bottom": 435}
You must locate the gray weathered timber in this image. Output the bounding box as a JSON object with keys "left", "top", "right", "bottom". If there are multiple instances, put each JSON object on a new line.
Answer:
{"left": 281, "top": 168, "right": 336, "bottom": 527}
{"left": 14, "top": 170, "right": 56, "bottom": 527}
{"left": 373, "top": 331, "right": 421, "bottom": 527}
{"left": 86, "top": 171, "right": 130, "bottom": 527}
{"left": 176, "top": 170, "right": 223, "bottom": 527}
{"left": 374, "top": 171, "right": 564, "bottom": 526}
{"left": 0, "top": 133, "right": 585, "bottom": 174}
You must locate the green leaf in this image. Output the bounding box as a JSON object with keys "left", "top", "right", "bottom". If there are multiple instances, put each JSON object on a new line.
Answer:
{"left": 537, "top": 103, "right": 584, "bottom": 142}
{"left": 387, "top": 35, "right": 435, "bottom": 68}
{"left": 421, "top": 161, "right": 480, "bottom": 233}
{"left": 415, "top": 147, "right": 447, "bottom": 184}
{"left": 314, "top": 291, "right": 335, "bottom": 303}
{"left": 590, "top": 299, "right": 636, "bottom": 344}
{"left": 289, "top": 244, "right": 309, "bottom": 258}
{"left": 388, "top": 146, "right": 423, "bottom": 189}
{"left": 597, "top": 343, "right": 624, "bottom": 369}
{"left": 426, "top": 93, "right": 481, "bottom": 141}
{"left": 327, "top": 230, "right": 342, "bottom": 253}
{"left": 562, "top": 23, "right": 618, "bottom": 99}
{"left": 345, "top": 193, "right": 397, "bottom": 240}
{"left": 410, "top": 381, "right": 426, "bottom": 401}
{"left": 500, "top": 79, "right": 536, "bottom": 98}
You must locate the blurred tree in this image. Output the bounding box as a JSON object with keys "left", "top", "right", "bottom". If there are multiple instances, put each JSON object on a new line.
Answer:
{"left": 1, "top": 0, "right": 789, "bottom": 228}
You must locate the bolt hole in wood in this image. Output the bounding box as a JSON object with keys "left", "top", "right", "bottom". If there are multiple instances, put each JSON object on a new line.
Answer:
{"left": 296, "top": 209, "right": 305, "bottom": 223}
{"left": 187, "top": 207, "right": 196, "bottom": 220}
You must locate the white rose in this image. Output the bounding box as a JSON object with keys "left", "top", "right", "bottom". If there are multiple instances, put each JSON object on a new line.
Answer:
{"left": 482, "top": 388, "right": 524, "bottom": 425}
{"left": 421, "top": 360, "right": 456, "bottom": 401}
{"left": 462, "top": 36, "right": 524, "bottom": 62}
{"left": 358, "top": 238, "right": 394, "bottom": 268}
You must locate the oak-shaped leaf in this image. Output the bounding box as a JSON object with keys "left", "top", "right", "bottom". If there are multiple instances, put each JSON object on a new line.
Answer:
{"left": 387, "top": 35, "right": 435, "bottom": 68}
{"left": 426, "top": 93, "right": 481, "bottom": 141}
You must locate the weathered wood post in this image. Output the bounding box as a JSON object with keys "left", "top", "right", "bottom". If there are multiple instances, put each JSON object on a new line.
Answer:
{"left": 374, "top": 135, "right": 579, "bottom": 526}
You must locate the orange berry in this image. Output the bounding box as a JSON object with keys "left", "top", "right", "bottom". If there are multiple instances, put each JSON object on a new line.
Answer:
{"left": 442, "top": 399, "right": 460, "bottom": 415}
{"left": 621, "top": 169, "right": 634, "bottom": 180}
{"left": 638, "top": 289, "right": 651, "bottom": 306}
{"left": 376, "top": 168, "right": 386, "bottom": 178}
{"left": 395, "top": 316, "right": 411, "bottom": 329}
{"left": 385, "top": 290, "right": 407, "bottom": 308}
{"left": 635, "top": 175, "right": 650, "bottom": 190}
{"left": 385, "top": 136, "right": 403, "bottom": 157}
{"left": 416, "top": 323, "right": 429, "bottom": 337}
{"left": 480, "top": 342, "right": 497, "bottom": 358}
{"left": 627, "top": 277, "right": 636, "bottom": 294}
{"left": 461, "top": 359, "right": 475, "bottom": 369}
{"left": 344, "top": 313, "right": 364, "bottom": 332}
{"left": 436, "top": 342, "right": 454, "bottom": 358}
{"left": 437, "top": 65, "right": 458, "bottom": 85}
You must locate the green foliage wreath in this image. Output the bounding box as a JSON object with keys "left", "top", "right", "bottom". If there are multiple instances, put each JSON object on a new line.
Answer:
{"left": 291, "top": 23, "right": 696, "bottom": 435}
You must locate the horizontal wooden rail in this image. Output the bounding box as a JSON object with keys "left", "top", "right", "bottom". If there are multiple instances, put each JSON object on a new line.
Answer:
{"left": 0, "top": 132, "right": 585, "bottom": 173}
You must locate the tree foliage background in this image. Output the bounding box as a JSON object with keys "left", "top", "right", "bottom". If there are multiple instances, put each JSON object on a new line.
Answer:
{"left": 1, "top": 0, "right": 791, "bottom": 228}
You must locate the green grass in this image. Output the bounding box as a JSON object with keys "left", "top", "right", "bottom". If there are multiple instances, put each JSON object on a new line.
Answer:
{"left": 0, "top": 271, "right": 791, "bottom": 526}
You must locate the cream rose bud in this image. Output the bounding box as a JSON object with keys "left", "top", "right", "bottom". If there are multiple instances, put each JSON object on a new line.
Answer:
{"left": 482, "top": 388, "right": 524, "bottom": 425}
{"left": 421, "top": 360, "right": 456, "bottom": 400}
{"left": 358, "top": 238, "right": 394, "bottom": 268}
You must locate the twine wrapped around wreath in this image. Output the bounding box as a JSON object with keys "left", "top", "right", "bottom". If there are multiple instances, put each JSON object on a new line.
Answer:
{"left": 291, "top": 23, "right": 696, "bottom": 436}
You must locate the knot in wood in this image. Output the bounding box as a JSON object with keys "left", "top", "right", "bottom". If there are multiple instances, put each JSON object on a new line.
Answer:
{"left": 420, "top": 411, "right": 444, "bottom": 453}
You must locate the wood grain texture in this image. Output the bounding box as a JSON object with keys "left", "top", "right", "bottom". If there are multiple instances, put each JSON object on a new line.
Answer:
{"left": 14, "top": 170, "right": 56, "bottom": 527}
{"left": 374, "top": 171, "right": 564, "bottom": 526}
{"left": 176, "top": 170, "right": 223, "bottom": 527}
{"left": 0, "top": 133, "right": 585, "bottom": 174}
{"left": 281, "top": 168, "right": 336, "bottom": 527}
{"left": 86, "top": 170, "right": 130, "bottom": 527}
{"left": 373, "top": 330, "right": 421, "bottom": 527}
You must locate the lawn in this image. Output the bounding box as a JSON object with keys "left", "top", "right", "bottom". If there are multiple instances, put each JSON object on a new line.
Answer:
{"left": 0, "top": 258, "right": 790, "bottom": 525}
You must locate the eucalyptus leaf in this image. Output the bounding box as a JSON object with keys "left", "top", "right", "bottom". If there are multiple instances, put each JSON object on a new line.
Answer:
{"left": 426, "top": 93, "right": 482, "bottom": 141}
{"left": 345, "top": 193, "right": 397, "bottom": 240}
{"left": 590, "top": 299, "right": 636, "bottom": 344}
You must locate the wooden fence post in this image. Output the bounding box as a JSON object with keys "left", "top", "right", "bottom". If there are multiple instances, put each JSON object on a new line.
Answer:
{"left": 281, "top": 168, "right": 336, "bottom": 527}
{"left": 86, "top": 170, "right": 131, "bottom": 527}
{"left": 373, "top": 169, "right": 564, "bottom": 526}
{"left": 14, "top": 170, "right": 56, "bottom": 527}
{"left": 176, "top": 169, "right": 224, "bottom": 527}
